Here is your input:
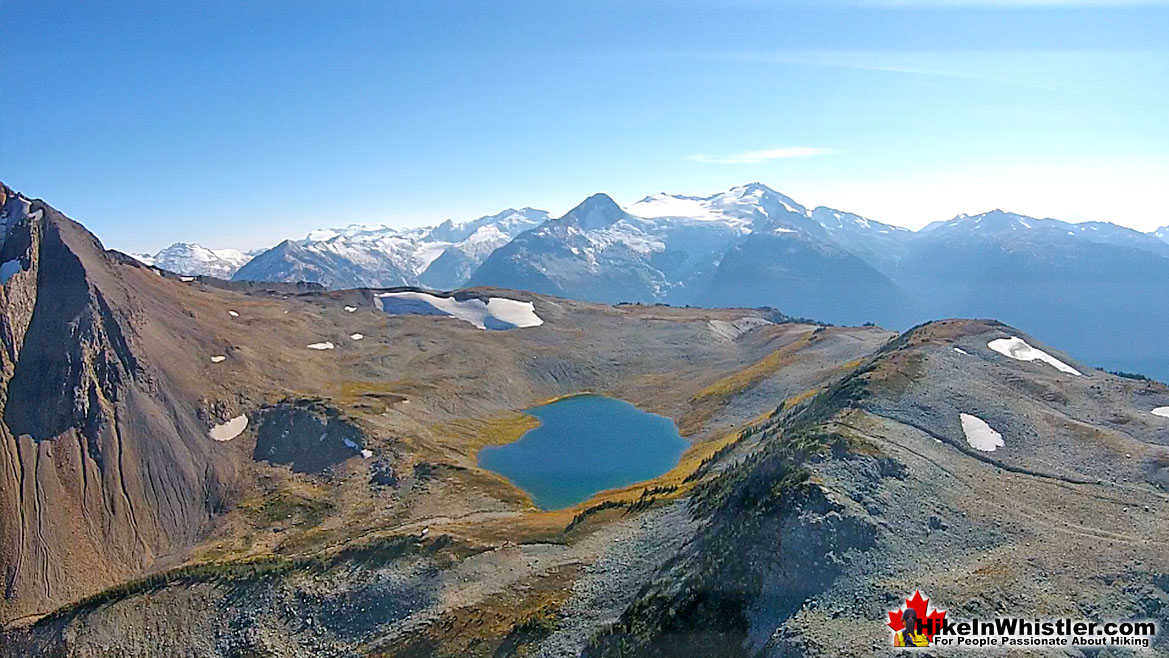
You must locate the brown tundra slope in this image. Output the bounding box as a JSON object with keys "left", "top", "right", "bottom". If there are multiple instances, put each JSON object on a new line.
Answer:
{"left": 0, "top": 182, "right": 890, "bottom": 632}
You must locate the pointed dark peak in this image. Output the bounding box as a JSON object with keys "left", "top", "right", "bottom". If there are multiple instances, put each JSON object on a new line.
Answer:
{"left": 558, "top": 193, "right": 627, "bottom": 231}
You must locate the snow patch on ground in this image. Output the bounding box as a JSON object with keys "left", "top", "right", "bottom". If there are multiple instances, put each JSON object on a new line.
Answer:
{"left": 180, "top": 276, "right": 196, "bottom": 282}
{"left": 960, "top": 413, "right": 1004, "bottom": 452}
{"left": 953, "top": 347, "right": 969, "bottom": 355}
{"left": 376, "top": 291, "right": 543, "bottom": 330}
{"left": 307, "top": 342, "right": 335, "bottom": 350}
{"left": 345, "top": 306, "right": 357, "bottom": 312}
{"left": 210, "top": 355, "right": 226, "bottom": 363}
{"left": 360, "top": 449, "right": 373, "bottom": 459}
{"left": 228, "top": 310, "right": 239, "bottom": 317}
{"left": 350, "top": 333, "right": 364, "bottom": 340}
{"left": 1153, "top": 407, "right": 1169, "bottom": 419}
{"left": 708, "top": 316, "right": 774, "bottom": 341}
{"left": 987, "top": 336, "right": 1081, "bottom": 376}
{"left": 209, "top": 415, "right": 248, "bottom": 442}
{"left": 486, "top": 297, "right": 543, "bottom": 328}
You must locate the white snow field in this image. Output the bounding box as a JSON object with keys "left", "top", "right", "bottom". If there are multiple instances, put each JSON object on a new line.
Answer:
{"left": 708, "top": 317, "right": 774, "bottom": 341}
{"left": 375, "top": 291, "right": 543, "bottom": 330}
{"left": 1153, "top": 407, "right": 1169, "bottom": 419}
{"left": 209, "top": 415, "right": 248, "bottom": 442}
{"left": 307, "top": 342, "right": 336, "bottom": 350}
{"left": 987, "top": 336, "right": 1082, "bottom": 376}
{"left": 960, "top": 413, "right": 1005, "bottom": 452}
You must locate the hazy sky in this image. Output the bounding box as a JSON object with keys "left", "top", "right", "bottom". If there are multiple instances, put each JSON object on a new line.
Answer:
{"left": 3, "top": 1, "right": 1168, "bottom": 252}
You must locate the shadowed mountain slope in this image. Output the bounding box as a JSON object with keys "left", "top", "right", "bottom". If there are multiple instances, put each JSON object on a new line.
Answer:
{"left": 0, "top": 184, "right": 240, "bottom": 622}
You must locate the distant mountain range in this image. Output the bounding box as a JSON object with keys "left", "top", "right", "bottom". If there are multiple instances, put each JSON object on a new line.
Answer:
{"left": 132, "top": 183, "right": 1169, "bottom": 380}
{"left": 133, "top": 243, "right": 258, "bottom": 279}
{"left": 231, "top": 207, "right": 550, "bottom": 290}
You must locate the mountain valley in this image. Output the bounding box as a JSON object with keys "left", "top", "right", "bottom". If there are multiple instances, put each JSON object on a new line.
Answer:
{"left": 2, "top": 182, "right": 1168, "bottom": 656}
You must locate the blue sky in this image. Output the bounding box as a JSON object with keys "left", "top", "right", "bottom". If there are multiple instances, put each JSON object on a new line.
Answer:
{"left": 3, "top": 1, "right": 1168, "bottom": 252}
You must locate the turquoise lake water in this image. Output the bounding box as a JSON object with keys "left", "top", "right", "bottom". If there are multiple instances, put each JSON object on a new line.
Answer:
{"left": 477, "top": 395, "right": 689, "bottom": 510}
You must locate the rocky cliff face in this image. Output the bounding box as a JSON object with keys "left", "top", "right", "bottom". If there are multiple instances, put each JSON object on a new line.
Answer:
{"left": 0, "top": 184, "right": 239, "bottom": 623}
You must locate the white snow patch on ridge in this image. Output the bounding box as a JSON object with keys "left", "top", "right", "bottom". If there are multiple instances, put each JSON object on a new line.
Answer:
{"left": 209, "top": 415, "right": 248, "bottom": 442}
{"left": 960, "top": 413, "right": 1004, "bottom": 452}
{"left": 350, "top": 333, "right": 364, "bottom": 340}
{"left": 210, "top": 355, "right": 227, "bottom": 363}
{"left": 987, "top": 337, "right": 1081, "bottom": 376}
{"left": 307, "top": 342, "right": 335, "bottom": 350}
{"left": 486, "top": 297, "right": 543, "bottom": 328}
{"left": 375, "top": 291, "right": 543, "bottom": 330}
{"left": 709, "top": 316, "right": 773, "bottom": 341}
{"left": 953, "top": 347, "right": 969, "bottom": 355}
{"left": 1153, "top": 407, "right": 1169, "bottom": 419}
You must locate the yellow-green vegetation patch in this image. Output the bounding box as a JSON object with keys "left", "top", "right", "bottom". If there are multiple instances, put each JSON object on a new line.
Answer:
{"left": 244, "top": 490, "right": 334, "bottom": 529}
{"left": 690, "top": 332, "right": 814, "bottom": 404}
{"left": 370, "top": 564, "right": 580, "bottom": 658}
{"left": 678, "top": 333, "right": 815, "bottom": 435}
{"left": 433, "top": 410, "right": 541, "bottom": 453}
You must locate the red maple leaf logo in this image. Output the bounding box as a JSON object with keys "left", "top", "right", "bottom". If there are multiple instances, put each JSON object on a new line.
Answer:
{"left": 887, "top": 591, "right": 947, "bottom": 641}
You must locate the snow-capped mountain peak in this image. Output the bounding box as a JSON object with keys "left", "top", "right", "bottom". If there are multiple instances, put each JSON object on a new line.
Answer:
{"left": 559, "top": 193, "right": 628, "bottom": 231}
{"left": 626, "top": 182, "right": 807, "bottom": 231}
{"left": 233, "top": 206, "right": 551, "bottom": 290}
{"left": 134, "top": 243, "right": 252, "bottom": 278}
{"left": 304, "top": 224, "right": 393, "bottom": 242}
{"left": 425, "top": 207, "right": 550, "bottom": 243}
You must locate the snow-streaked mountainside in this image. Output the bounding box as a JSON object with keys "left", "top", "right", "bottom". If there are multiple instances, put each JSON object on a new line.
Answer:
{"left": 232, "top": 208, "right": 549, "bottom": 290}
{"left": 133, "top": 243, "right": 254, "bottom": 278}
{"left": 470, "top": 183, "right": 915, "bottom": 325}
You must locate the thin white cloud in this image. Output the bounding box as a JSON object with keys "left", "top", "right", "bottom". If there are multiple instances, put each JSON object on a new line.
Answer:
{"left": 687, "top": 146, "right": 831, "bottom": 164}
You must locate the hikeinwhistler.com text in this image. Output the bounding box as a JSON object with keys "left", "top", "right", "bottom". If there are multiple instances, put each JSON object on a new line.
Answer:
{"left": 921, "top": 617, "right": 1157, "bottom": 649}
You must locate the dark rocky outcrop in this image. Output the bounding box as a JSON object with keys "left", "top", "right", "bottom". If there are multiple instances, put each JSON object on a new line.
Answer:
{"left": 252, "top": 401, "right": 368, "bottom": 473}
